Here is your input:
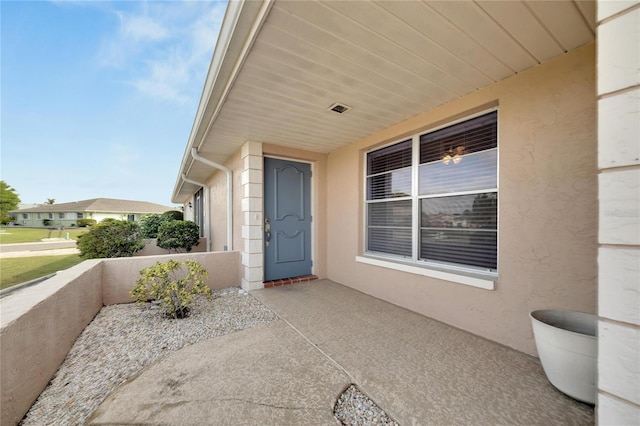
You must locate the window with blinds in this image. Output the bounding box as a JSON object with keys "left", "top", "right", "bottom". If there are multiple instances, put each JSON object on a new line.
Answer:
{"left": 366, "top": 139, "right": 412, "bottom": 257}
{"left": 365, "top": 110, "right": 498, "bottom": 273}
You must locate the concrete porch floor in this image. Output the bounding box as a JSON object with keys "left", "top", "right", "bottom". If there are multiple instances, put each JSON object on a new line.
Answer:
{"left": 90, "top": 280, "right": 594, "bottom": 425}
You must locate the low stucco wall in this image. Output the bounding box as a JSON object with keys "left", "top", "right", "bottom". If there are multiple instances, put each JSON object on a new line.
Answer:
{"left": 102, "top": 251, "right": 240, "bottom": 305}
{"left": 0, "top": 250, "right": 240, "bottom": 425}
{"left": 0, "top": 260, "right": 103, "bottom": 426}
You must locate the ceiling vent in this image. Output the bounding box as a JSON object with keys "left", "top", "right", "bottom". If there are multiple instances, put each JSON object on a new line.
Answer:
{"left": 327, "top": 102, "right": 352, "bottom": 114}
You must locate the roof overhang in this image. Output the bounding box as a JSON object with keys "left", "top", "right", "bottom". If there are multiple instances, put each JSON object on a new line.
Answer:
{"left": 173, "top": 0, "right": 595, "bottom": 203}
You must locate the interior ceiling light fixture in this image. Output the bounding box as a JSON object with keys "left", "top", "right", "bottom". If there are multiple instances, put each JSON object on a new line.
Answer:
{"left": 442, "top": 146, "right": 465, "bottom": 165}
{"left": 327, "top": 102, "right": 352, "bottom": 114}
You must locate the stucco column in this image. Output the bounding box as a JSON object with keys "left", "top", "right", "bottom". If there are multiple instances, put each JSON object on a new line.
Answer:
{"left": 596, "top": 1, "right": 640, "bottom": 423}
{"left": 240, "top": 141, "right": 265, "bottom": 290}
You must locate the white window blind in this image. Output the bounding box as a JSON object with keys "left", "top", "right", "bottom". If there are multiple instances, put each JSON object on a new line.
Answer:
{"left": 365, "top": 110, "right": 498, "bottom": 273}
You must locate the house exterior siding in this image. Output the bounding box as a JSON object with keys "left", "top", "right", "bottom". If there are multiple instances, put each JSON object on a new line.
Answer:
{"left": 173, "top": 0, "right": 639, "bottom": 417}
{"left": 197, "top": 44, "right": 597, "bottom": 356}
{"left": 326, "top": 44, "right": 597, "bottom": 356}
{"left": 596, "top": 1, "right": 640, "bottom": 422}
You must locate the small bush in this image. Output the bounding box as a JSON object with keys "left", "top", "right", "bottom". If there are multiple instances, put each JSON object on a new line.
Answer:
{"left": 162, "top": 210, "right": 183, "bottom": 221}
{"left": 139, "top": 213, "right": 166, "bottom": 239}
{"left": 42, "top": 219, "right": 51, "bottom": 227}
{"left": 77, "top": 218, "right": 97, "bottom": 227}
{"left": 157, "top": 220, "right": 200, "bottom": 253}
{"left": 140, "top": 211, "right": 184, "bottom": 239}
{"left": 77, "top": 219, "right": 145, "bottom": 259}
{"left": 130, "top": 259, "right": 211, "bottom": 319}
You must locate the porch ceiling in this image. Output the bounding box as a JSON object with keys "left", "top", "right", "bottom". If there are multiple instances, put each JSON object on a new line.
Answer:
{"left": 174, "top": 0, "right": 595, "bottom": 202}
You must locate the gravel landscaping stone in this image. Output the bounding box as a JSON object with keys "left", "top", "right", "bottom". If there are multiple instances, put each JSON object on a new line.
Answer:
{"left": 20, "top": 287, "right": 395, "bottom": 425}
{"left": 21, "top": 288, "right": 275, "bottom": 425}
{"left": 334, "top": 384, "right": 399, "bottom": 426}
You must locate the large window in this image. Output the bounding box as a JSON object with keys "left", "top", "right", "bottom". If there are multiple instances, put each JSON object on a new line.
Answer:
{"left": 365, "top": 110, "right": 498, "bottom": 274}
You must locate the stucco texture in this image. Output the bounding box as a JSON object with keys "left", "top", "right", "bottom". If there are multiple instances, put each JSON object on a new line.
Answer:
{"left": 0, "top": 260, "right": 104, "bottom": 426}
{"left": 326, "top": 44, "right": 597, "bottom": 355}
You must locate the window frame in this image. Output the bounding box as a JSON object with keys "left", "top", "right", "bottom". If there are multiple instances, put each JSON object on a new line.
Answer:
{"left": 361, "top": 108, "right": 499, "bottom": 289}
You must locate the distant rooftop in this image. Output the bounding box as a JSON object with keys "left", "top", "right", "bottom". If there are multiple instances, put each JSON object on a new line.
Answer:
{"left": 13, "top": 198, "right": 176, "bottom": 214}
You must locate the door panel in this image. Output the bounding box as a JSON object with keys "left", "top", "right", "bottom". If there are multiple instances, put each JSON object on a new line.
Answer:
{"left": 264, "top": 158, "right": 312, "bottom": 281}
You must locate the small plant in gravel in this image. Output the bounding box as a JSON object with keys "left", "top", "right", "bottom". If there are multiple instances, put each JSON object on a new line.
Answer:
{"left": 130, "top": 259, "right": 211, "bottom": 319}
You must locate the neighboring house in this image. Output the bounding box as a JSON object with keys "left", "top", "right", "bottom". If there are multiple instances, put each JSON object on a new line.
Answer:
{"left": 172, "top": 1, "right": 638, "bottom": 421}
{"left": 11, "top": 198, "right": 176, "bottom": 227}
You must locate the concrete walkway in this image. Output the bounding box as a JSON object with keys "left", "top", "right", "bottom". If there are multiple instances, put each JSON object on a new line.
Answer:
{"left": 0, "top": 240, "right": 79, "bottom": 258}
{"left": 90, "top": 280, "right": 594, "bottom": 425}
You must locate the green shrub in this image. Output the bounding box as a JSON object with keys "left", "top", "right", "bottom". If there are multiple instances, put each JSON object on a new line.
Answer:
{"left": 162, "top": 210, "right": 183, "bottom": 221}
{"left": 77, "top": 218, "right": 97, "bottom": 227}
{"left": 157, "top": 220, "right": 200, "bottom": 253}
{"left": 139, "top": 211, "right": 183, "bottom": 238}
{"left": 139, "top": 213, "right": 166, "bottom": 238}
{"left": 77, "top": 219, "right": 145, "bottom": 259}
{"left": 42, "top": 219, "right": 51, "bottom": 227}
{"left": 130, "top": 259, "right": 211, "bottom": 319}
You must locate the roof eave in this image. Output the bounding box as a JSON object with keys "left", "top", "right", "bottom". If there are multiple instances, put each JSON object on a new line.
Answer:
{"left": 171, "top": 0, "right": 274, "bottom": 204}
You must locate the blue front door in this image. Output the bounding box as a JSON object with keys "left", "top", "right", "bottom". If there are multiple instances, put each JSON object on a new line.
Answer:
{"left": 264, "top": 158, "right": 312, "bottom": 281}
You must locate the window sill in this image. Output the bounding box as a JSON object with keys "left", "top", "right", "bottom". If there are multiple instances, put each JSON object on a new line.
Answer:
{"left": 355, "top": 255, "right": 496, "bottom": 290}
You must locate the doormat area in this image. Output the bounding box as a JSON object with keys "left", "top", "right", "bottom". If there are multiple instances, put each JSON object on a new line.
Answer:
{"left": 263, "top": 275, "right": 318, "bottom": 288}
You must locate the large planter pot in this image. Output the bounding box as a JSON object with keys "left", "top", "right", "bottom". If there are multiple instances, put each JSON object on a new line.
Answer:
{"left": 530, "top": 309, "right": 597, "bottom": 404}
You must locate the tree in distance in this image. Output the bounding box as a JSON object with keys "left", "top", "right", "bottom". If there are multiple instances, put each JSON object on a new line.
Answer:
{"left": 0, "top": 181, "right": 21, "bottom": 224}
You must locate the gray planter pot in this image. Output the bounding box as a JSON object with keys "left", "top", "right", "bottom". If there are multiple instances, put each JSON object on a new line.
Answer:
{"left": 530, "top": 309, "right": 597, "bottom": 404}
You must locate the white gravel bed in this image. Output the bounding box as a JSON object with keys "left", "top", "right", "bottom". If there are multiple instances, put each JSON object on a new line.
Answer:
{"left": 21, "top": 287, "right": 276, "bottom": 425}
{"left": 334, "top": 384, "right": 399, "bottom": 426}
{"left": 21, "top": 287, "right": 395, "bottom": 426}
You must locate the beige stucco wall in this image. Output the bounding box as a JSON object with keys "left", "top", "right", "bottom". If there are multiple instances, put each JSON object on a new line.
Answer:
{"left": 206, "top": 150, "right": 243, "bottom": 253}
{"left": 326, "top": 44, "right": 597, "bottom": 355}
{"left": 0, "top": 260, "right": 104, "bottom": 426}
{"left": 102, "top": 251, "right": 241, "bottom": 305}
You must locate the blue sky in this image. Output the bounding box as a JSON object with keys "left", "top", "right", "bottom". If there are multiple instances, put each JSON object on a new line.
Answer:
{"left": 1, "top": 0, "right": 226, "bottom": 207}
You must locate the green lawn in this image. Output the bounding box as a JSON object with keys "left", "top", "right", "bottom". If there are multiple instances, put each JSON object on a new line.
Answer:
{"left": 0, "top": 227, "right": 87, "bottom": 244}
{"left": 0, "top": 254, "right": 84, "bottom": 290}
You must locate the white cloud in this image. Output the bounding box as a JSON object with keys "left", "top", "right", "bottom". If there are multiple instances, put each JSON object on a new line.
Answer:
{"left": 119, "top": 12, "right": 168, "bottom": 43}
{"left": 97, "top": 1, "right": 225, "bottom": 105}
{"left": 129, "top": 48, "right": 191, "bottom": 103}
